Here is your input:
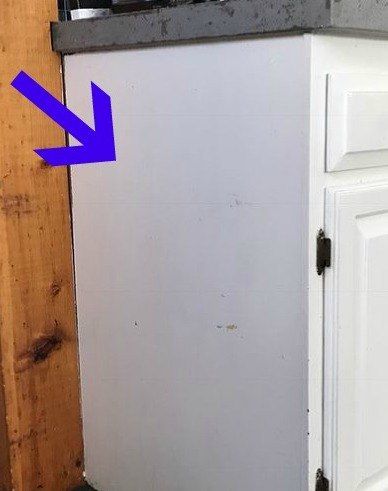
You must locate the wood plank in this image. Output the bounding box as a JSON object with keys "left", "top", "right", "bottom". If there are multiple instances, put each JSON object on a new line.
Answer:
{"left": 0, "top": 1, "right": 84, "bottom": 489}
{"left": 0, "top": 367, "right": 11, "bottom": 490}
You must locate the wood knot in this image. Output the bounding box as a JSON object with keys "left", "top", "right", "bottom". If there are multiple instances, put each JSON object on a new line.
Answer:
{"left": 31, "top": 333, "right": 62, "bottom": 363}
{"left": 16, "top": 322, "right": 65, "bottom": 372}
{"left": 50, "top": 282, "right": 61, "bottom": 297}
{"left": 40, "top": 158, "right": 50, "bottom": 169}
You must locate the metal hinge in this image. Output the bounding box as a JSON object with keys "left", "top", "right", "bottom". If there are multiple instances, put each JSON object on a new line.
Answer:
{"left": 316, "top": 468, "right": 329, "bottom": 491}
{"left": 316, "top": 229, "right": 331, "bottom": 276}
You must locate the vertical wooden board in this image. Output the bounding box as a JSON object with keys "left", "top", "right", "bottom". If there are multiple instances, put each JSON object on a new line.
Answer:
{"left": 0, "top": 1, "right": 84, "bottom": 490}
{"left": 0, "top": 368, "right": 11, "bottom": 490}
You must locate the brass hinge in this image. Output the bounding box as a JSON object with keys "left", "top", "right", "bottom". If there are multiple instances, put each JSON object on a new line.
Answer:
{"left": 316, "top": 468, "right": 329, "bottom": 491}
{"left": 317, "top": 229, "right": 331, "bottom": 276}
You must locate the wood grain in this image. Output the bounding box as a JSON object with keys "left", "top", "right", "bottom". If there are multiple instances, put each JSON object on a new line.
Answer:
{"left": 0, "top": 1, "right": 84, "bottom": 489}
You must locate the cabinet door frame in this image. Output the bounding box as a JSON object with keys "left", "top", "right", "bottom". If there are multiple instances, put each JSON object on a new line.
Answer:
{"left": 323, "top": 180, "right": 388, "bottom": 490}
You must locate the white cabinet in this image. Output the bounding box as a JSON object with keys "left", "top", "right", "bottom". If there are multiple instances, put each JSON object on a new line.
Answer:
{"left": 64, "top": 34, "right": 388, "bottom": 491}
{"left": 326, "top": 74, "right": 388, "bottom": 172}
{"left": 325, "top": 183, "right": 388, "bottom": 491}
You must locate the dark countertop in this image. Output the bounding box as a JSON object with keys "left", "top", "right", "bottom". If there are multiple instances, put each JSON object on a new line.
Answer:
{"left": 52, "top": 0, "right": 388, "bottom": 54}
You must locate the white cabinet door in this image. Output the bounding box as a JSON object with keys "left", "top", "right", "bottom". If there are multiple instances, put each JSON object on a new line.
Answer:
{"left": 325, "top": 182, "right": 388, "bottom": 491}
{"left": 326, "top": 74, "right": 388, "bottom": 172}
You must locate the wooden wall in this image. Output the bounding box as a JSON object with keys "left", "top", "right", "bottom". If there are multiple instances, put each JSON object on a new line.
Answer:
{"left": 0, "top": 1, "right": 84, "bottom": 489}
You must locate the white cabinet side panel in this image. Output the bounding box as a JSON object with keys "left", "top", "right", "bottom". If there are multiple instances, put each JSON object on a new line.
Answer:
{"left": 65, "top": 37, "right": 310, "bottom": 491}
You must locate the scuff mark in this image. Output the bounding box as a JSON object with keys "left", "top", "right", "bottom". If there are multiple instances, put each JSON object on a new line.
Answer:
{"left": 216, "top": 323, "right": 238, "bottom": 331}
{"left": 229, "top": 195, "right": 243, "bottom": 208}
{"left": 226, "top": 324, "right": 238, "bottom": 331}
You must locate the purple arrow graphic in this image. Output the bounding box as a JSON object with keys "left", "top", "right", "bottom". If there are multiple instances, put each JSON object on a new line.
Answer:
{"left": 11, "top": 70, "right": 116, "bottom": 166}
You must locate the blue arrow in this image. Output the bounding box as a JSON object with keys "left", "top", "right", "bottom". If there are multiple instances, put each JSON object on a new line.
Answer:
{"left": 11, "top": 70, "right": 116, "bottom": 166}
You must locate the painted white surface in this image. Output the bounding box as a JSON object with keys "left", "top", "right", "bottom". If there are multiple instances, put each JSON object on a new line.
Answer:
{"left": 326, "top": 73, "right": 388, "bottom": 172}
{"left": 309, "top": 35, "right": 388, "bottom": 490}
{"left": 64, "top": 37, "right": 310, "bottom": 491}
{"left": 65, "top": 33, "right": 388, "bottom": 491}
{"left": 325, "top": 182, "right": 388, "bottom": 491}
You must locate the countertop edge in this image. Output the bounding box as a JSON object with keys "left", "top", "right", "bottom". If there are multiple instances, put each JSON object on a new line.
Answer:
{"left": 51, "top": 0, "right": 329, "bottom": 54}
{"left": 51, "top": 0, "right": 388, "bottom": 55}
